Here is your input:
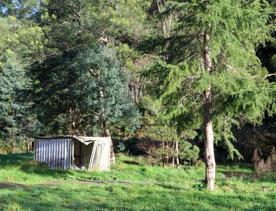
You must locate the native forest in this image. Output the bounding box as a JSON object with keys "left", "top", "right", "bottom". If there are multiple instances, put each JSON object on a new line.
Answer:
{"left": 0, "top": 0, "right": 275, "bottom": 210}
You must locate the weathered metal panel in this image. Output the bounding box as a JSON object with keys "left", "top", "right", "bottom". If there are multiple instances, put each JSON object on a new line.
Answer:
{"left": 67, "top": 140, "right": 71, "bottom": 169}
{"left": 56, "top": 139, "right": 60, "bottom": 169}
{"left": 39, "top": 140, "right": 42, "bottom": 162}
{"left": 71, "top": 140, "right": 74, "bottom": 168}
{"left": 37, "top": 140, "right": 39, "bottom": 161}
{"left": 62, "top": 139, "right": 65, "bottom": 169}
{"left": 58, "top": 139, "right": 62, "bottom": 169}
{"left": 64, "top": 139, "right": 67, "bottom": 170}
{"left": 67, "top": 140, "right": 69, "bottom": 169}
{"left": 67, "top": 138, "right": 72, "bottom": 168}
{"left": 54, "top": 139, "right": 58, "bottom": 169}
{"left": 49, "top": 139, "right": 53, "bottom": 169}
{"left": 36, "top": 140, "right": 39, "bottom": 161}
{"left": 34, "top": 138, "right": 72, "bottom": 170}
{"left": 63, "top": 139, "right": 66, "bottom": 170}
{"left": 51, "top": 139, "right": 55, "bottom": 169}
{"left": 45, "top": 140, "right": 48, "bottom": 165}
{"left": 57, "top": 139, "right": 61, "bottom": 169}
{"left": 41, "top": 140, "right": 43, "bottom": 162}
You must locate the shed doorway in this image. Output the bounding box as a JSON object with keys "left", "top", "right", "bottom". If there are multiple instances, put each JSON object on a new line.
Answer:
{"left": 73, "top": 140, "right": 94, "bottom": 169}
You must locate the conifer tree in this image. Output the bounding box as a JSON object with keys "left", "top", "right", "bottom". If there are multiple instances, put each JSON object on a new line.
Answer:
{"left": 149, "top": 0, "right": 274, "bottom": 190}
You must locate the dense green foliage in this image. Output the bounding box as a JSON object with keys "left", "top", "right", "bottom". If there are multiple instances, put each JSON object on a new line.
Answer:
{"left": 0, "top": 0, "right": 275, "bottom": 168}
{"left": 0, "top": 15, "right": 44, "bottom": 148}
{"left": 27, "top": 1, "right": 142, "bottom": 136}
{"left": 30, "top": 46, "right": 138, "bottom": 135}
{"left": 144, "top": 0, "right": 275, "bottom": 159}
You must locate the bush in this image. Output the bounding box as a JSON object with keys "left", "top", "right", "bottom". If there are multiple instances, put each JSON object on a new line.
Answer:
{"left": 179, "top": 141, "right": 200, "bottom": 165}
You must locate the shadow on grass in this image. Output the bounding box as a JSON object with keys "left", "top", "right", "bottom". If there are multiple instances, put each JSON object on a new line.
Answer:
{"left": 217, "top": 162, "right": 255, "bottom": 172}
{"left": 0, "top": 182, "right": 27, "bottom": 189}
{"left": 122, "top": 160, "right": 141, "bottom": 166}
{"left": 218, "top": 170, "right": 276, "bottom": 183}
{"left": 0, "top": 152, "right": 73, "bottom": 179}
{"left": 217, "top": 163, "right": 276, "bottom": 183}
{"left": 0, "top": 153, "right": 33, "bottom": 167}
{"left": 0, "top": 183, "right": 114, "bottom": 211}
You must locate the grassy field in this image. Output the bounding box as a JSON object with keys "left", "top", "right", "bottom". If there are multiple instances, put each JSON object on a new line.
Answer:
{"left": 0, "top": 153, "right": 275, "bottom": 211}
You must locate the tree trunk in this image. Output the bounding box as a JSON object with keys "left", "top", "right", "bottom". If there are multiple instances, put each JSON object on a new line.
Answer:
{"left": 203, "top": 32, "right": 216, "bottom": 191}
{"left": 68, "top": 107, "right": 76, "bottom": 135}
{"left": 175, "top": 141, "right": 180, "bottom": 168}
{"left": 172, "top": 142, "right": 175, "bottom": 166}
{"left": 165, "top": 142, "right": 169, "bottom": 165}
{"left": 162, "top": 141, "right": 165, "bottom": 167}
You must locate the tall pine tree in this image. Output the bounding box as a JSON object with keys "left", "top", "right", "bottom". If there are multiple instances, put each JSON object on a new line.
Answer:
{"left": 149, "top": 0, "right": 274, "bottom": 190}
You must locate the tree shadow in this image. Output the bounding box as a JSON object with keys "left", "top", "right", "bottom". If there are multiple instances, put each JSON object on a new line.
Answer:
{"left": 0, "top": 152, "right": 73, "bottom": 179}
{"left": 218, "top": 170, "right": 276, "bottom": 183}
{"left": 122, "top": 160, "right": 141, "bottom": 166}
{"left": 0, "top": 182, "right": 27, "bottom": 189}
{"left": 0, "top": 152, "right": 33, "bottom": 167}
{"left": 0, "top": 182, "right": 125, "bottom": 211}
{"left": 216, "top": 163, "right": 276, "bottom": 183}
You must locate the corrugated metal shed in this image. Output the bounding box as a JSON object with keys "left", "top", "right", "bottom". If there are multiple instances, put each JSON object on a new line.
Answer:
{"left": 34, "top": 136, "right": 113, "bottom": 171}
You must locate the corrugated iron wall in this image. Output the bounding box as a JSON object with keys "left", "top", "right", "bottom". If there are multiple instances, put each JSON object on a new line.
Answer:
{"left": 35, "top": 138, "right": 73, "bottom": 170}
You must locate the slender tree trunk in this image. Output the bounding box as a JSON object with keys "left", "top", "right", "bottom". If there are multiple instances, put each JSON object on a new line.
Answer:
{"left": 162, "top": 141, "right": 165, "bottom": 167}
{"left": 175, "top": 141, "right": 180, "bottom": 168}
{"left": 172, "top": 142, "right": 175, "bottom": 166}
{"left": 203, "top": 32, "right": 216, "bottom": 191}
{"left": 165, "top": 142, "right": 169, "bottom": 165}
{"left": 172, "top": 156, "right": 175, "bottom": 166}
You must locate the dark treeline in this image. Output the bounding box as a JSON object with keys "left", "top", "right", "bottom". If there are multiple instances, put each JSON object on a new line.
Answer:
{"left": 0, "top": 0, "right": 275, "bottom": 190}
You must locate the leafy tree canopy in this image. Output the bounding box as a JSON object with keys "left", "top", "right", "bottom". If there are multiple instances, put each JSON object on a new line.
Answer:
{"left": 0, "top": 15, "right": 44, "bottom": 146}
{"left": 144, "top": 0, "right": 275, "bottom": 159}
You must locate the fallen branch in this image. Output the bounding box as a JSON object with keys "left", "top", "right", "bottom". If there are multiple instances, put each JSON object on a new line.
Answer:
{"left": 264, "top": 73, "right": 276, "bottom": 79}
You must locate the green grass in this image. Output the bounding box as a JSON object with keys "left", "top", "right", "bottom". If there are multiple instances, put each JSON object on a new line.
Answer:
{"left": 0, "top": 153, "right": 276, "bottom": 210}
